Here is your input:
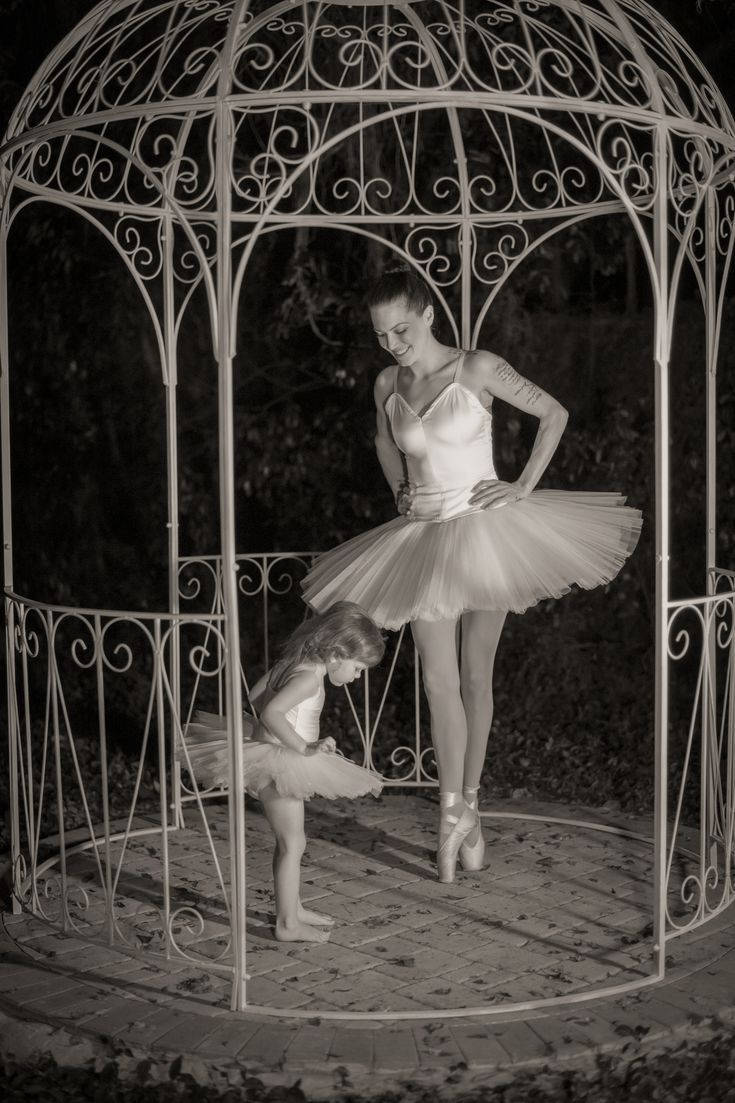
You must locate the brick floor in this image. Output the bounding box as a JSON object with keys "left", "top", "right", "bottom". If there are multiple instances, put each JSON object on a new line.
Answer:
{"left": 2, "top": 796, "right": 735, "bottom": 1095}
{"left": 0, "top": 795, "right": 692, "bottom": 1017}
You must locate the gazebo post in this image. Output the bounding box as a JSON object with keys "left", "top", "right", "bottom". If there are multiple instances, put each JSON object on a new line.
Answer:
{"left": 705, "top": 193, "right": 718, "bottom": 581}
{"left": 162, "top": 214, "right": 184, "bottom": 831}
{"left": 216, "top": 137, "right": 248, "bottom": 1012}
{"left": 216, "top": 0, "right": 250, "bottom": 1010}
{"left": 0, "top": 217, "right": 21, "bottom": 917}
{"left": 216, "top": 4, "right": 249, "bottom": 1010}
{"left": 703, "top": 189, "right": 718, "bottom": 863}
{"left": 653, "top": 120, "right": 670, "bottom": 979}
{"left": 652, "top": 123, "right": 671, "bottom": 978}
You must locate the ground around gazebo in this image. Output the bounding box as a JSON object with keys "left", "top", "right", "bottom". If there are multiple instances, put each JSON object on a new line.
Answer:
{"left": 1, "top": 794, "right": 735, "bottom": 1101}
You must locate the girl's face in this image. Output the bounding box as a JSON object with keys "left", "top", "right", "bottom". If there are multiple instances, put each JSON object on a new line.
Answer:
{"left": 326, "top": 656, "right": 367, "bottom": 686}
{"left": 370, "top": 297, "right": 433, "bottom": 367}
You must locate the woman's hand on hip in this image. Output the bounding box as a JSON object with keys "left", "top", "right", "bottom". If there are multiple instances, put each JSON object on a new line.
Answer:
{"left": 468, "top": 479, "right": 530, "bottom": 510}
{"left": 395, "top": 480, "right": 416, "bottom": 517}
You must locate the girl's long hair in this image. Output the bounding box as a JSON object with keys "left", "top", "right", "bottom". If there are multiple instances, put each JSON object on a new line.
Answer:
{"left": 268, "top": 602, "right": 385, "bottom": 689}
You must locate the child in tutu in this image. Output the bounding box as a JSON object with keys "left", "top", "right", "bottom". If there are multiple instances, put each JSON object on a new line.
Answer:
{"left": 184, "top": 602, "right": 385, "bottom": 943}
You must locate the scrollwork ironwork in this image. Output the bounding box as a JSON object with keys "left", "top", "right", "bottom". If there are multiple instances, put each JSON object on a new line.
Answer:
{"left": 471, "top": 222, "right": 530, "bottom": 285}
{"left": 594, "top": 119, "right": 656, "bottom": 212}
{"left": 179, "top": 556, "right": 222, "bottom": 612}
{"left": 405, "top": 224, "right": 462, "bottom": 286}
{"left": 665, "top": 586, "right": 735, "bottom": 937}
{"left": 264, "top": 554, "right": 312, "bottom": 597}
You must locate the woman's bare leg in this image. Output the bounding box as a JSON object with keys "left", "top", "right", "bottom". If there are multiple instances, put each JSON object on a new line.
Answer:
{"left": 459, "top": 609, "right": 507, "bottom": 844}
{"left": 261, "top": 786, "right": 329, "bottom": 943}
{"left": 460, "top": 609, "right": 507, "bottom": 788}
{"left": 410, "top": 617, "right": 466, "bottom": 792}
{"left": 410, "top": 616, "right": 478, "bottom": 880}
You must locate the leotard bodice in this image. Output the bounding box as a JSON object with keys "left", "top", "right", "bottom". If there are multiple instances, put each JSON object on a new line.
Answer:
{"left": 278, "top": 663, "right": 324, "bottom": 744}
{"left": 385, "top": 351, "right": 498, "bottom": 522}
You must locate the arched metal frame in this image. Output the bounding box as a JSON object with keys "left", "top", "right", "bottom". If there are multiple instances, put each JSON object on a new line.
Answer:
{"left": 2, "top": 0, "right": 735, "bottom": 1017}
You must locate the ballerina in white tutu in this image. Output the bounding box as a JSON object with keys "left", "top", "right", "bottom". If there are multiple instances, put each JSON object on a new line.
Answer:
{"left": 302, "top": 266, "right": 642, "bottom": 884}
{"left": 184, "top": 602, "right": 385, "bottom": 943}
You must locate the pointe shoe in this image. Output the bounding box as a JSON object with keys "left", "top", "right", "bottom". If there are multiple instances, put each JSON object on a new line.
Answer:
{"left": 459, "top": 786, "right": 486, "bottom": 872}
{"left": 437, "top": 792, "right": 476, "bottom": 884}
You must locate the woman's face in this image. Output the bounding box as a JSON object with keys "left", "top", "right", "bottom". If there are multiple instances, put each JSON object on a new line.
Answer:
{"left": 370, "top": 297, "right": 433, "bottom": 367}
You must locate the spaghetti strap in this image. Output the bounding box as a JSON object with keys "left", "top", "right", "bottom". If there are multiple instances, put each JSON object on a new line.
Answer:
{"left": 393, "top": 365, "right": 399, "bottom": 393}
{"left": 453, "top": 350, "right": 466, "bottom": 382}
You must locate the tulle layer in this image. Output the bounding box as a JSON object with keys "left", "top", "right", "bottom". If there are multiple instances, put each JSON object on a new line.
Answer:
{"left": 301, "top": 489, "right": 642, "bottom": 629}
{"left": 181, "top": 713, "right": 382, "bottom": 801}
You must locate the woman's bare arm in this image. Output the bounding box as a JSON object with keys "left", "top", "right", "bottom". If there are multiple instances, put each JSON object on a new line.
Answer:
{"left": 374, "top": 368, "right": 406, "bottom": 499}
{"left": 464, "top": 351, "right": 568, "bottom": 510}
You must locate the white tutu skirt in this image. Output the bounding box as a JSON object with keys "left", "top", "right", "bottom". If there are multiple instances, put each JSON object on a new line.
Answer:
{"left": 181, "top": 712, "right": 382, "bottom": 801}
{"left": 301, "top": 490, "right": 642, "bottom": 630}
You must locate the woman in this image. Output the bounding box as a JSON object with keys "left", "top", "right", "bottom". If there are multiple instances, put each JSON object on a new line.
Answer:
{"left": 302, "top": 266, "right": 641, "bottom": 883}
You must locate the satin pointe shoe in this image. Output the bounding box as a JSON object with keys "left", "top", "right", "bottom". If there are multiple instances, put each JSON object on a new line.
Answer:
{"left": 437, "top": 792, "right": 476, "bottom": 883}
{"left": 459, "top": 785, "right": 486, "bottom": 872}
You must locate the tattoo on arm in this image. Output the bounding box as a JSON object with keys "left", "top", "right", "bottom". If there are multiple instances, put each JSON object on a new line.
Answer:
{"left": 495, "top": 359, "right": 543, "bottom": 407}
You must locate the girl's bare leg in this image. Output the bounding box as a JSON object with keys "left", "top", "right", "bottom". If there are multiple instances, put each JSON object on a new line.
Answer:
{"left": 261, "top": 786, "right": 330, "bottom": 943}
{"left": 459, "top": 609, "right": 507, "bottom": 844}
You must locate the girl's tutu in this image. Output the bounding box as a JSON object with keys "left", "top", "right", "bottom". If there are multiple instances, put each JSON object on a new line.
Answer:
{"left": 301, "top": 489, "right": 642, "bottom": 630}
{"left": 182, "top": 711, "right": 382, "bottom": 800}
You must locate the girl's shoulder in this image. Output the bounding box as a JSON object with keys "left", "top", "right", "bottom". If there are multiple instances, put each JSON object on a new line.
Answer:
{"left": 280, "top": 662, "right": 324, "bottom": 690}
{"left": 264, "top": 664, "right": 324, "bottom": 710}
{"left": 292, "top": 660, "right": 324, "bottom": 675}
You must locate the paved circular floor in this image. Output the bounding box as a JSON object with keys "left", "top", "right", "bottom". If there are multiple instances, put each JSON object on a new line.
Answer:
{"left": 10, "top": 795, "right": 664, "bottom": 1015}
{"left": 1, "top": 795, "right": 734, "bottom": 1097}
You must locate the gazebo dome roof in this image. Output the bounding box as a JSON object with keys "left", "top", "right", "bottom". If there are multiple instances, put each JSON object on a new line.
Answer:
{"left": 2, "top": 0, "right": 733, "bottom": 344}
{"left": 1, "top": 1, "right": 728, "bottom": 348}
{"left": 3, "top": 0, "right": 734, "bottom": 142}
{"left": 3, "top": 1, "right": 734, "bottom": 176}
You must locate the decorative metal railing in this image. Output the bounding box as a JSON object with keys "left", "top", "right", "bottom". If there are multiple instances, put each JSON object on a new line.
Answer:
{"left": 664, "top": 566, "right": 735, "bottom": 940}
{"left": 5, "top": 592, "right": 237, "bottom": 974}
{"left": 6, "top": 561, "right": 735, "bottom": 1004}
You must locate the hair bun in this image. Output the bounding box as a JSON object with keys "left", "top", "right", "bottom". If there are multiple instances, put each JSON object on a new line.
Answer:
{"left": 367, "top": 264, "right": 432, "bottom": 313}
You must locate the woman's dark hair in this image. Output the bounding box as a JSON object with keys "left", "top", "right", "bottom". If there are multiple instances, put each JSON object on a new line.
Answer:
{"left": 366, "top": 264, "right": 433, "bottom": 315}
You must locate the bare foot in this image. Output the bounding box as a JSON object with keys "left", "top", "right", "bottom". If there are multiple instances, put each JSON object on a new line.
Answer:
{"left": 297, "top": 904, "right": 335, "bottom": 927}
{"left": 275, "top": 919, "right": 330, "bottom": 943}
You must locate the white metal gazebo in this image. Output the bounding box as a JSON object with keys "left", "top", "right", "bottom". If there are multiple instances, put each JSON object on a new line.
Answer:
{"left": 3, "top": 0, "right": 735, "bottom": 1015}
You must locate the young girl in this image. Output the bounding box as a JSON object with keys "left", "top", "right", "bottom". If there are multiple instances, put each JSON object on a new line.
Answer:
{"left": 184, "top": 602, "right": 385, "bottom": 943}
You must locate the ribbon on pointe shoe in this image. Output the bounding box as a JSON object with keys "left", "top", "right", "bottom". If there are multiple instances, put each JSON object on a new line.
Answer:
{"left": 459, "top": 785, "right": 486, "bottom": 872}
{"left": 437, "top": 791, "right": 476, "bottom": 883}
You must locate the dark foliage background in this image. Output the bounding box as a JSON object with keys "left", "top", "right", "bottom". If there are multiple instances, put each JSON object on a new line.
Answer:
{"left": 2, "top": 0, "right": 735, "bottom": 848}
